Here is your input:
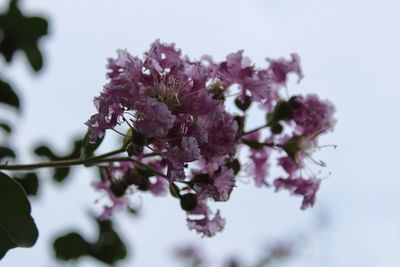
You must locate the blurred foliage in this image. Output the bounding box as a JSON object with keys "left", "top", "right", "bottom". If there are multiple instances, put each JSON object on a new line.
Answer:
{"left": 0, "top": 145, "right": 16, "bottom": 161}
{"left": 0, "top": 0, "right": 49, "bottom": 261}
{"left": 0, "top": 0, "right": 48, "bottom": 72}
{"left": 34, "top": 138, "right": 83, "bottom": 183}
{"left": 13, "top": 172, "right": 39, "bottom": 196}
{"left": 53, "top": 216, "right": 128, "bottom": 265}
{"left": 0, "top": 171, "right": 39, "bottom": 259}
{"left": 0, "top": 78, "right": 20, "bottom": 111}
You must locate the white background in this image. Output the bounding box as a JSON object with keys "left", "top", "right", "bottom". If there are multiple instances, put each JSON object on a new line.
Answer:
{"left": 2, "top": 0, "right": 400, "bottom": 266}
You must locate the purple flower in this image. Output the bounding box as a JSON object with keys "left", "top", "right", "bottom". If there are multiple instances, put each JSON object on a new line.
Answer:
{"left": 135, "top": 97, "right": 176, "bottom": 137}
{"left": 278, "top": 156, "right": 298, "bottom": 177}
{"left": 187, "top": 201, "right": 225, "bottom": 237}
{"left": 267, "top": 53, "right": 303, "bottom": 85}
{"left": 216, "top": 51, "right": 254, "bottom": 87}
{"left": 248, "top": 147, "right": 271, "bottom": 187}
{"left": 274, "top": 177, "right": 321, "bottom": 210}
{"left": 193, "top": 167, "right": 236, "bottom": 202}
{"left": 92, "top": 179, "right": 128, "bottom": 220}
{"left": 198, "top": 108, "right": 238, "bottom": 161}
{"left": 292, "top": 94, "right": 336, "bottom": 137}
{"left": 144, "top": 39, "right": 182, "bottom": 72}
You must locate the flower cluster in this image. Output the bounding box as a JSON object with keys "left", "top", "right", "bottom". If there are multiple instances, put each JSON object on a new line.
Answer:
{"left": 86, "top": 40, "right": 336, "bottom": 237}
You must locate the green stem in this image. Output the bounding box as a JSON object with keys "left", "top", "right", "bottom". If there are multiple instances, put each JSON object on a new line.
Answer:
{"left": 241, "top": 123, "right": 270, "bottom": 136}
{"left": 0, "top": 148, "right": 125, "bottom": 171}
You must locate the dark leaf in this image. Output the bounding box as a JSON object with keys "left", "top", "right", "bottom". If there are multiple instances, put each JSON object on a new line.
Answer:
{"left": 14, "top": 172, "right": 39, "bottom": 196}
{"left": 268, "top": 100, "right": 293, "bottom": 124}
{"left": 0, "top": 122, "right": 12, "bottom": 134}
{"left": 81, "top": 131, "right": 104, "bottom": 160}
{"left": 0, "top": 0, "right": 48, "bottom": 71}
{"left": 34, "top": 145, "right": 57, "bottom": 160}
{"left": 53, "top": 168, "right": 70, "bottom": 183}
{"left": 0, "top": 146, "right": 16, "bottom": 161}
{"left": 282, "top": 137, "right": 301, "bottom": 160}
{"left": 53, "top": 217, "right": 127, "bottom": 265}
{"left": 34, "top": 139, "right": 83, "bottom": 183}
{"left": 0, "top": 78, "right": 20, "bottom": 110}
{"left": 180, "top": 193, "right": 198, "bottom": 211}
{"left": 0, "top": 171, "right": 39, "bottom": 259}
{"left": 53, "top": 233, "right": 89, "bottom": 261}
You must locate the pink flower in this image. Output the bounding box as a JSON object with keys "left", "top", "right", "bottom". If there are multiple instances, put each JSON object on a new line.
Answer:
{"left": 292, "top": 94, "right": 336, "bottom": 137}
{"left": 92, "top": 180, "right": 128, "bottom": 220}
{"left": 274, "top": 177, "right": 321, "bottom": 210}
{"left": 187, "top": 201, "right": 225, "bottom": 237}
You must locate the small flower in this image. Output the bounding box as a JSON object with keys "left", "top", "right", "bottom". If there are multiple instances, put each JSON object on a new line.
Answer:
{"left": 193, "top": 167, "right": 236, "bottom": 202}
{"left": 93, "top": 179, "right": 128, "bottom": 220}
{"left": 292, "top": 94, "right": 336, "bottom": 137}
{"left": 274, "top": 177, "right": 321, "bottom": 210}
{"left": 267, "top": 53, "right": 303, "bottom": 85}
{"left": 187, "top": 201, "right": 225, "bottom": 237}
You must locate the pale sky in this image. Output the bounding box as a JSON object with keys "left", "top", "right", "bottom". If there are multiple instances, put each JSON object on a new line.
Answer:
{"left": 2, "top": 0, "right": 400, "bottom": 266}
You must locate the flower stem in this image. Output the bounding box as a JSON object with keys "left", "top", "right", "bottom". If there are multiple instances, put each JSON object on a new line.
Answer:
{"left": 0, "top": 148, "right": 126, "bottom": 171}
{"left": 241, "top": 123, "right": 270, "bottom": 136}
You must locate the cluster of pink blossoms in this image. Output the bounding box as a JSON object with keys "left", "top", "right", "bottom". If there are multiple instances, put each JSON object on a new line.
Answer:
{"left": 86, "top": 40, "right": 336, "bottom": 237}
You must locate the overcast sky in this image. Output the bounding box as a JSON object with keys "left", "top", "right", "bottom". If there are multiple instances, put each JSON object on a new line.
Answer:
{"left": 2, "top": 0, "right": 400, "bottom": 266}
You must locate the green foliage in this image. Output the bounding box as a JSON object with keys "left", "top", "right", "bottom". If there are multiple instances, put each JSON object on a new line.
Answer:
{"left": 81, "top": 131, "right": 104, "bottom": 160}
{"left": 0, "top": 171, "right": 38, "bottom": 259}
{"left": 0, "top": 146, "right": 16, "bottom": 161}
{"left": 0, "top": 0, "right": 48, "bottom": 72}
{"left": 0, "top": 78, "right": 20, "bottom": 111}
{"left": 0, "top": 122, "right": 12, "bottom": 134}
{"left": 34, "top": 138, "right": 83, "bottom": 183}
{"left": 13, "top": 172, "right": 39, "bottom": 196}
{"left": 53, "top": 217, "right": 128, "bottom": 265}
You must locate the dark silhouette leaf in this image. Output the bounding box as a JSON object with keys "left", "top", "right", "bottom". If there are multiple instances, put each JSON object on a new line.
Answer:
{"left": 81, "top": 130, "right": 104, "bottom": 160}
{"left": 14, "top": 172, "right": 39, "bottom": 196}
{"left": 0, "top": 146, "right": 16, "bottom": 161}
{"left": 0, "top": 0, "right": 48, "bottom": 71}
{"left": 0, "top": 122, "right": 12, "bottom": 134}
{"left": 0, "top": 78, "right": 20, "bottom": 110}
{"left": 34, "top": 139, "right": 82, "bottom": 183}
{"left": 0, "top": 171, "right": 39, "bottom": 259}
{"left": 53, "top": 217, "right": 127, "bottom": 265}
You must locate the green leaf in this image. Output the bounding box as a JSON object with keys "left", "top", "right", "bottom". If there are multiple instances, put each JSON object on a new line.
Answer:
{"left": 14, "top": 172, "right": 39, "bottom": 196}
{"left": 53, "top": 217, "right": 127, "bottom": 265}
{"left": 0, "top": 0, "right": 48, "bottom": 71}
{"left": 0, "top": 122, "right": 12, "bottom": 134}
{"left": 180, "top": 193, "right": 198, "bottom": 211}
{"left": 0, "top": 146, "right": 16, "bottom": 161}
{"left": 268, "top": 100, "right": 293, "bottom": 124}
{"left": 0, "top": 171, "right": 39, "bottom": 259}
{"left": 282, "top": 137, "right": 301, "bottom": 160}
{"left": 34, "top": 139, "right": 83, "bottom": 183}
{"left": 53, "top": 233, "right": 89, "bottom": 261}
{"left": 81, "top": 131, "right": 104, "bottom": 160}
{"left": 0, "top": 79, "right": 20, "bottom": 110}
